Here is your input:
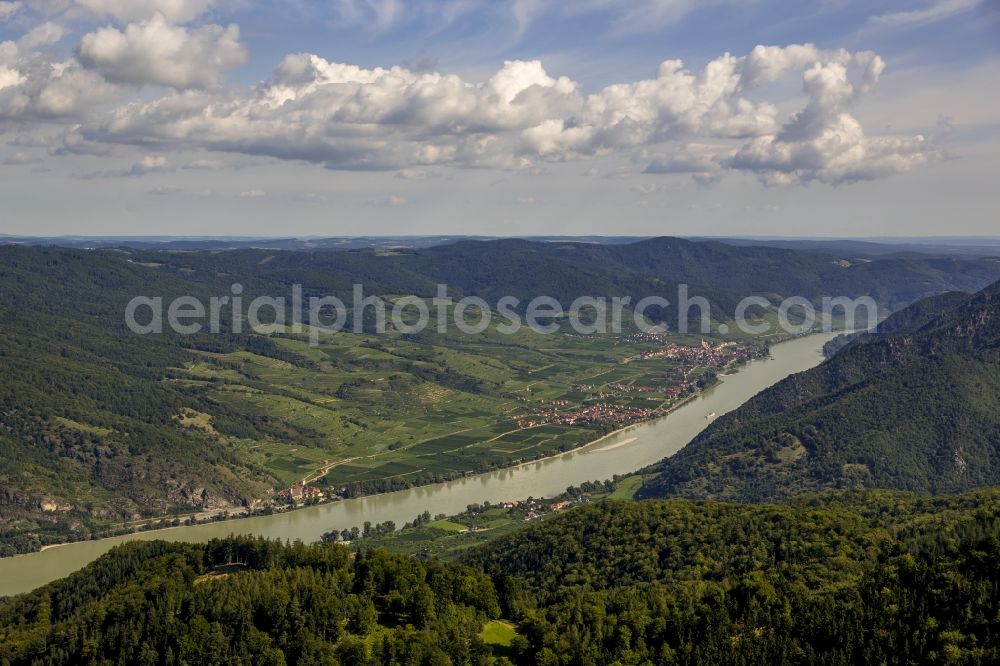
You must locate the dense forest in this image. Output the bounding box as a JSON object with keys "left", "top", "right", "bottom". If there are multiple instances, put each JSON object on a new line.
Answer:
{"left": 3, "top": 491, "right": 1000, "bottom": 664}
{"left": 467, "top": 492, "right": 1000, "bottom": 665}
{"left": 638, "top": 280, "right": 1000, "bottom": 501}
{"left": 0, "top": 536, "right": 502, "bottom": 665}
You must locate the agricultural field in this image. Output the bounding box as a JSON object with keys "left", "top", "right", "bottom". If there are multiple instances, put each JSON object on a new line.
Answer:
{"left": 169, "top": 321, "right": 758, "bottom": 497}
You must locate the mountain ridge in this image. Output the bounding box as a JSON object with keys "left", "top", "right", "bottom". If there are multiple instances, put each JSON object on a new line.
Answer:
{"left": 637, "top": 279, "right": 1000, "bottom": 501}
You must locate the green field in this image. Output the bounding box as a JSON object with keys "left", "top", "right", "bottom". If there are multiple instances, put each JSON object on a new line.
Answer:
{"left": 162, "top": 320, "right": 754, "bottom": 497}
{"left": 480, "top": 620, "right": 519, "bottom": 659}
{"left": 608, "top": 474, "right": 646, "bottom": 499}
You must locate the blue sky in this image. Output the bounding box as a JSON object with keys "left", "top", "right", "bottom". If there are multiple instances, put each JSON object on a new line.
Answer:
{"left": 0, "top": 0, "right": 998, "bottom": 237}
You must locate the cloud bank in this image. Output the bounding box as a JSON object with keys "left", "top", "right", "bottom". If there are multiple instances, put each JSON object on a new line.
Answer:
{"left": 0, "top": 3, "right": 936, "bottom": 186}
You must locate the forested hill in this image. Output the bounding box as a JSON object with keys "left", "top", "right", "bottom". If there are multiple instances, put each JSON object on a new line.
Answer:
{"left": 0, "top": 536, "right": 503, "bottom": 665}
{"left": 637, "top": 280, "right": 1000, "bottom": 501}
{"left": 511, "top": 236, "right": 1000, "bottom": 311}
{"left": 100, "top": 236, "right": 1000, "bottom": 319}
{"left": 463, "top": 492, "right": 1000, "bottom": 664}
{"left": 822, "top": 289, "right": 974, "bottom": 357}
{"left": 4, "top": 492, "right": 1000, "bottom": 664}
{"left": 0, "top": 248, "right": 310, "bottom": 555}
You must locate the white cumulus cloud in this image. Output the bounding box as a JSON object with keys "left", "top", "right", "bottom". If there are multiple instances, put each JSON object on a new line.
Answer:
{"left": 76, "top": 13, "right": 247, "bottom": 89}
{"left": 0, "top": 57, "right": 119, "bottom": 121}
{"left": 0, "top": 64, "right": 24, "bottom": 90}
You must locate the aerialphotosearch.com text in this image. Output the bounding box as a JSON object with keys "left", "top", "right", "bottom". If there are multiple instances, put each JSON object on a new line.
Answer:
{"left": 125, "top": 283, "right": 878, "bottom": 345}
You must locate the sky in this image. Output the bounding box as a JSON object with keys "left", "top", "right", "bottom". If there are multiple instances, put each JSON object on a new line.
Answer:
{"left": 0, "top": 0, "right": 998, "bottom": 237}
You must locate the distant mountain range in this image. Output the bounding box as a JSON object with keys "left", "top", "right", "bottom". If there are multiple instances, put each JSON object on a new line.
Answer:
{"left": 114, "top": 235, "right": 1000, "bottom": 313}
{"left": 638, "top": 279, "right": 1000, "bottom": 501}
{"left": 691, "top": 236, "right": 1000, "bottom": 258}
{"left": 3, "top": 233, "right": 1000, "bottom": 258}
{"left": 0, "top": 235, "right": 648, "bottom": 251}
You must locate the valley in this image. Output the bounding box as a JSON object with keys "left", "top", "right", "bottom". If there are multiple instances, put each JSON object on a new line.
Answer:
{"left": 0, "top": 332, "right": 834, "bottom": 596}
{"left": 3, "top": 3, "right": 998, "bottom": 659}
{"left": 18, "top": 236, "right": 959, "bottom": 555}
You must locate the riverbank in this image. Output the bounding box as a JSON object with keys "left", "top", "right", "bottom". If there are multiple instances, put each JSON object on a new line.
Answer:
{"left": 5, "top": 355, "right": 727, "bottom": 559}
{"left": 0, "top": 332, "right": 836, "bottom": 597}
{"left": 13, "top": 334, "right": 784, "bottom": 559}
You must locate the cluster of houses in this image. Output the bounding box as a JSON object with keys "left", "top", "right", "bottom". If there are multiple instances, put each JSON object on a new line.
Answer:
{"left": 625, "top": 331, "right": 672, "bottom": 344}
{"left": 638, "top": 338, "right": 760, "bottom": 365}
{"left": 525, "top": 499, "right": 578, "bottom": 520}
{"left": 492, "top": 497, "right": 579, "bottom": 521}
{"left": 277, "top": 483, "right": 324, "bottom": 503}
{"left": 516, "top": 402, "right": 654, "bottom": 428}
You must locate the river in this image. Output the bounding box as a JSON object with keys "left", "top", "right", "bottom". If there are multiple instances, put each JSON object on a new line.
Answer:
{"left": 0, "top": 332, "right": 835, "bottom": 597}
